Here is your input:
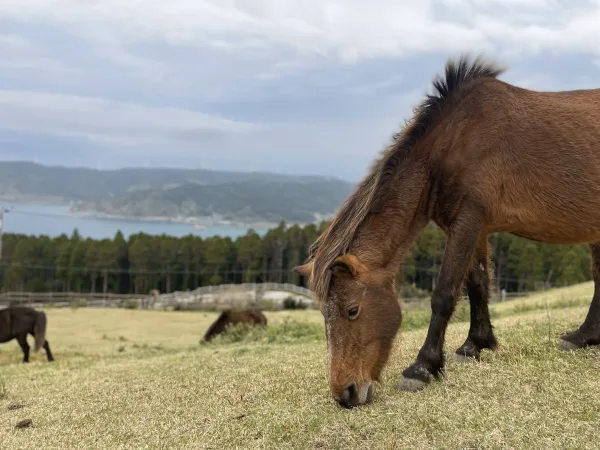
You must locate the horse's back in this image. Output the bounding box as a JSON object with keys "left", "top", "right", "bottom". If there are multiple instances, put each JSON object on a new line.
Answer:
{"left": 433, "top": 79, "right": 600, "bottom": 243}
{"left": 229, "top": 309, "right": 266, "bottom": 325}
{"left": 0, "top": 307, "right": 36, "bottom": 342}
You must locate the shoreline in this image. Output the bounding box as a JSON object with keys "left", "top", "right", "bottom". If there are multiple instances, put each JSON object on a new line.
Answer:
{"left": 1, "top": 198, "right": 325, "bottom": 232}
{"left": 69, "top": 210, "right": 301, "bottom": 231}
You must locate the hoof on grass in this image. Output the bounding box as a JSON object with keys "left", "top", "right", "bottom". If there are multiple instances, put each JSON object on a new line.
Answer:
{"left": 396, "top": 377, "right": 427, "bottom": 392}
{"left": 557, "top": 339, "right": 579, "bottom": 351}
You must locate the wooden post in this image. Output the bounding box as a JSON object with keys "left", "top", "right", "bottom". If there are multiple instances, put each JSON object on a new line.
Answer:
{"left": 0, "top": 207, "right": 3, "bottom": 264}
{"left": 0, "top": 207, "right": 3, "bottom": 293}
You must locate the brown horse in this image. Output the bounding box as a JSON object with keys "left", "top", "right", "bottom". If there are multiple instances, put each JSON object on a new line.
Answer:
{"left": 0, "top": 306, "right": 54, "bottom": 363}
{"left": 294, "top": 53, "right": 600, "bottom": 408}
{"left": 202, "top": 309, "right": 267, "bottom": 342}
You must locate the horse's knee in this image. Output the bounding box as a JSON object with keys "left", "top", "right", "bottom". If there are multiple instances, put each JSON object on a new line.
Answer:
{"left": 431, "top": 292, "right": 455, "bottom": 319}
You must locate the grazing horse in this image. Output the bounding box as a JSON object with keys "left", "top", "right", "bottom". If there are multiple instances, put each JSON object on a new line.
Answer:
{"left": 294, "top": 53, "right": 600, "bottom": 408}
{"left": 0, "top": 306, "right": 55, "bottom": 363}
{"left": 202, "top": 309, "right": 267, "bottom": 342}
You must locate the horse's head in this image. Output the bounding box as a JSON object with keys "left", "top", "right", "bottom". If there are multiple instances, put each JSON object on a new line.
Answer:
{"left": 295, "top": 253, "right": 401, "bottom": 408}
{"left": 202, "top": 310, "right": 231, "bottom": 343}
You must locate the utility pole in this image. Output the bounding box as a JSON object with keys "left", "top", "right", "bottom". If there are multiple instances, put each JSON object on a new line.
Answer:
{"left": 0, "top": 206, "right": 3, "bottom": 263}
{"left": 0, "top": 207, "right": 3, "bottom": 292}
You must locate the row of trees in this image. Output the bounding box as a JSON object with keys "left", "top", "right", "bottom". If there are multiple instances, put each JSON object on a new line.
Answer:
{"left": 0, "top": 221, "right": 592, "bottom": 295}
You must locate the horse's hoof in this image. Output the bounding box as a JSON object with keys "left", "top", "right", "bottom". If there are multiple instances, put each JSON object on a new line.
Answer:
{"left": 453, "top": 353, "right": 478, "bottom": 364}
{"left": 557, "top": 339, "right": 579, "bottom": 351}
{"left": 396, "top": 377, "right": 427, "bottom": 392}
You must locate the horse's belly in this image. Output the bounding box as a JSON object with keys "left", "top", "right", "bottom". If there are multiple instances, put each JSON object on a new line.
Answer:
{"left": 509, "top": 227, "right": 600, "bottom": 245}
{"left": 489, "top": 204, "right": 600, "bottom": 244}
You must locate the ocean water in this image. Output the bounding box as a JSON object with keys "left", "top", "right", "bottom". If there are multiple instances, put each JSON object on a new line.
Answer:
{"left": 0, "top": 202, "right": 266, "bottom": 239}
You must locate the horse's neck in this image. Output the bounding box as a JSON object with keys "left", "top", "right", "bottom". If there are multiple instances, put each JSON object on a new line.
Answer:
{"left": 352, "top": 165, "right": 430, "bottom": 269}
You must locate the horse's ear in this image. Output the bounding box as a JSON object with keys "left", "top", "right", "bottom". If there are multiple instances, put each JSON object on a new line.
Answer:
{"left": 293, "top": 262, "right": 313, "bottom": 278}
{"left": 328, "top": 254, "right": 365, "bottom": 278}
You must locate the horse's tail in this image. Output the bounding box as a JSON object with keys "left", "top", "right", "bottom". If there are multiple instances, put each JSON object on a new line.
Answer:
{"left": 33, "top": 311, "right": 47, "bottom": 352}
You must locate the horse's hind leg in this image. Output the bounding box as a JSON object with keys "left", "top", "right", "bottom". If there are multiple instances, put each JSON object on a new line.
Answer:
{"left": 454, "top": 237, "right": 498, "bottom": 362}
{"left": 28, "top": 332, "right": 54, "bottom": 362}
{"left": 559, "top": 243, "right": 600, "bottom": 350}
{"left": 16, "top": 334, "right": 30, "bottom": 363}
{"left": 43, "top": 340, "right": 55, "bottom": 362}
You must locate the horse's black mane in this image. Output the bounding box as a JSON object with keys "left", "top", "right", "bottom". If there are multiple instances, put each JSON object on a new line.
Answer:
{"left": 307, "top": 54, "right": 505, "bottom": 301}
{"left": 372, "top": 55, "right": 505, "bottom": 211}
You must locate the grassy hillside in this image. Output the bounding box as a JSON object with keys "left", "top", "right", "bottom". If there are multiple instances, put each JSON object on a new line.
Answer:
{"left": 70, "top": 178, "right": 354, "bottom": 223}
{"left": 1, "top": 283, "right": 599, "bottom": 449}
{"left": 0, "top": 161, "right": 351, "bottom": 203}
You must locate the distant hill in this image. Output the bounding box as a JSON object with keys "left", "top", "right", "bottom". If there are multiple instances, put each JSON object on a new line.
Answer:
{"left": 0, "top": 161, "right": 347, "bottom": 202}
{"left": 71, "top": 179, "right": 353, "bottom": 223}
{"left": 0, "top": 161, "right": 354, "bottom": 224}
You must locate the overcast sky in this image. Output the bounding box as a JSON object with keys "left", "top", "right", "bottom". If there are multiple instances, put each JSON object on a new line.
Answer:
{"left": 1, "top": 0, "right": 600, "bottom": 181}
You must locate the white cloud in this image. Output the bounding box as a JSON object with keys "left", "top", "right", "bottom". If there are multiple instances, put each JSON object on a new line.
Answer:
{"left": 0, "top": 32, "right": 78, "bottom": 79}
{"left": 2, "top": 1, "right": 600, "bottom": 178}
{"left": 0, "top": 34, "right": 30, "bottom": 49}
{"left": 2, "top": 0, "right": 600, "bottom": 63}
{"left": 0, "top": 58, "right": 77, "bottom": 75}
{"left": 0, "top": 90, "right": 260, "bottom": 147}
{"left": 345, "top": 75, "right": 405, "bottom": 95}
{"left": 94, "top": 46, "right": 168, "bottom": 83}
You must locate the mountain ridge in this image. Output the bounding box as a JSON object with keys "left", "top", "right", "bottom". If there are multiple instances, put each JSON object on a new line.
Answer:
{"left": 0, "top": 161, "right": 355, "bottom": 225}
{"left": 70, "top": 178, "right": 353, "bottom": 224}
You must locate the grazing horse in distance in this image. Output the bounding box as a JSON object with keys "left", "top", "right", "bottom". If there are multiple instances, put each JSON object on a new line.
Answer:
{"left": 202, "top": 309, "right": 267, "bottom": 343}
{"left": 0, "top": 306, "right": 55, "bottom": 363}
{"left": 295, "top": 53, "right": 600, "bottom": 408}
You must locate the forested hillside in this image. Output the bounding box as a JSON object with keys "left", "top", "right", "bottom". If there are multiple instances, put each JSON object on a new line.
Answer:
{"left": 70, "top": 179, "right": 353, "bottom": 223}
{"left": 0, "top": 161, "right": 354, "bottom": 224}
{"left": 0, "top": 161, "right": 351, "bottom": 202}
{"left": 0, "top": 222, "right": 591, "bottom": 295}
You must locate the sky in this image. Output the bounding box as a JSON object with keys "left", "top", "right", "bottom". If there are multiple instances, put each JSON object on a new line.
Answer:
{"left": 1, "top": 1, "right": 600, "bottom": 181}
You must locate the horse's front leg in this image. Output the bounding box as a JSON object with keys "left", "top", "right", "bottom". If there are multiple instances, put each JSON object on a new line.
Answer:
{"left": 397, "top": 217, "right": 481, "bottom": 392}
{"left": 16, "top": 334, "right": 30, "bottom": 363}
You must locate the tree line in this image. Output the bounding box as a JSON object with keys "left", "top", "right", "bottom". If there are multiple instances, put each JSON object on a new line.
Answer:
{"left": 0, "top": 221, "right": 592, "bottom": 295}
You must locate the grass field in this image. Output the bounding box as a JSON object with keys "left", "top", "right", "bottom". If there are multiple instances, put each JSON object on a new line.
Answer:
{"left": 2, "top": 283, "right": 600, "bottom": 449}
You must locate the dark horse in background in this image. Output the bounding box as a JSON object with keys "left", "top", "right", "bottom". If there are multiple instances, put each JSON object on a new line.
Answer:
{"left": 0, "top": 306, "right": 54, "bottom": 363}
{"left": 202, "top": 309, "right": 268, "bottom": 343}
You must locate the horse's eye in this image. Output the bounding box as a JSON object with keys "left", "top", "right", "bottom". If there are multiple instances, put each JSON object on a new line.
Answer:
{"left": 348, "top": 306, "right": 360, "bottom": 320}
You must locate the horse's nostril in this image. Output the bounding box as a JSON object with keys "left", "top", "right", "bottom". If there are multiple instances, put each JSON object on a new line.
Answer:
{"left": 338, "top": 382, "right": 358, "bottom": 408}
{"left": 347, "top": 383, "right": 357, "bottom": 399}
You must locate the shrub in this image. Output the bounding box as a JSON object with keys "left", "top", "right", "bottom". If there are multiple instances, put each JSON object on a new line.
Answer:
{"left": 209, "top": 275, "right": 222, "bottom": 286}
{"left": 205, "top": 318, "right": 324, "bottom": 345}
{"left": 282, "top": 296, "right": 309, "bottom": 310}
{"left": 70, "top": 299, "right": 88, "bottom": 309}
{"left": 173, "top": 301, "right": 217, "bottom": 312}
{"left": 258, "top": 298, "right": 276, "bottom": 311}
{"left": 121, "top": 299, "right": 140, "bottom": 310}
{"left": 402, "top": 283, "right": 431, "bottom": 299}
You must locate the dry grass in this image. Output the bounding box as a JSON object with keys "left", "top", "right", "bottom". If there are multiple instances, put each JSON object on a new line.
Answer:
{"left": 0, "top": 308, "right": 321, "bottom": 364}
{"left": 1, "top": 286, "right": 600, "bottom": 449}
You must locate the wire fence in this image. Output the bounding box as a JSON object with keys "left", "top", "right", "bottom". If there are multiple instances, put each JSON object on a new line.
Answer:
{"left": 0, "top": 260, "right": 568, "bottom": 288}
{"left": 0, "top": 283, "right": 313, "bottom": 310}
{"left": 0, "top": 281, "right": 530, "bottom": 311}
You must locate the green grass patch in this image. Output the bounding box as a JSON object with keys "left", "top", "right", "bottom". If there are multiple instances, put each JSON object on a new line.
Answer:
{"left": 204, "top": 318, "right": 325, "bottom": 345}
